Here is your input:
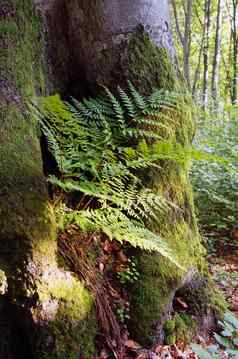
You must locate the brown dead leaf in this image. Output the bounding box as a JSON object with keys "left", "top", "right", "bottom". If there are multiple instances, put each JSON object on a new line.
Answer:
{"left": 103, "top": 240, "right": 113, "bottom": 253}
{"left": 99, "top": 263, "right": 104, "bottom": 272}
{"left": 175, "top": 297, "right": 188, "bottom": 309}
{"left": 125, "top": 339, "right": 141, "bottom": 350}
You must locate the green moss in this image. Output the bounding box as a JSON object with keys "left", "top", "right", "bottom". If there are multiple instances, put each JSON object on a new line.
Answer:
{"left": 0, "top": 3, "right": 97, "bottom": 358}
{"left": 40, "top": 277, "right": 93, "bottom": 321}
{"left": 126, "top": 26, "right": 209, "bottom": 346}
{"left": 0, "top": 0, "right": 45, "bottom": 98}
{"left": 174, "top": 314, "right": 189, "bottom": 341}
{"left": 32, "top": 273, "right": 97, "bottom": 359}
{"left": 164, "top": 314, "right": 197, "bottom": 345}
{"left": 211, "top": 290, "right": 227, "bottom": 314}
{"left": 123, "top": 25, "right": 177, "bottom": 93}
{"left": 49, "top": 312, "right": 97, "bottom": 359}
{"left": 0, "top": 0, "right": 57, "bottom": 301}
{"left": 129, "top": 276, "right": 172, "bottom": 345}
{"left": 48, "top": 308, "right": 96, "bottom": 359}
{"left": 129, "top": 197, "right": 205, "bottom": 347}
{"left": 128, "top": 167, "right": 205, "bottom": 345}
{"left": 165, "top": 334, "right": 176, "bottom": 345}
{"left": 41, "top": 298, "right": 97, "bottom": 359}
{"left": 164, "top": 319, "right": 176, "bottom": 334}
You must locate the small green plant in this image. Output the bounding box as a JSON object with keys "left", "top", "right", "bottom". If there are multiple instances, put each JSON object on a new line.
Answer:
{"left": 191, "top": 311, "right": 238, "bottom": 358}
{"left": 191, "top": 114, "right": 238, "bottom": 236}
{"left": 33, "top": 83, "right": 189, "bottom": 266}
{"left": 117, "top": 258, "right": 140, "bottom": 285}
{"left": 116, "top": 305, "right": 130, "bottom": 325}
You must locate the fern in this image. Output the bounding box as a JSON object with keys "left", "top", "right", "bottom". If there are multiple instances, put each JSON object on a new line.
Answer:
{"left": 38, "top": 85, "right": 185, "bottom": 267}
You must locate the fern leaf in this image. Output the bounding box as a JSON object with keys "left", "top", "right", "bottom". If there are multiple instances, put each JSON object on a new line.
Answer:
{"left": 128, "top": 81, "right": 147, "bottom": 111}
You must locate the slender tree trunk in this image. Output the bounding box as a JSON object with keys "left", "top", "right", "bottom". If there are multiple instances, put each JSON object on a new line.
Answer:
{"left": 192, "top": 4, "right": 205, "bottom": 98}
{"left": 231, "top": 0, "right": 238, "bottom": 104}
{"left": 171, "top": 0, "right": 193, "bottom": 88}
{"left": 183, "top": 0, "right": 193, "bottom": 88}
{"left": 211, "top": 0, "right": 224, "bottom": 103}
{"left": 203, "top": 0, "right": 212, "bottom": 109}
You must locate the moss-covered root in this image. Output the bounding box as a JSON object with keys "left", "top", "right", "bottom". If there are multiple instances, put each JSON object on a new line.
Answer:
{"left": 176, "top": 274, "right": 227, "bottom": 323}
{"left": 164, "top": 313, "right": 197, "bottom": 345}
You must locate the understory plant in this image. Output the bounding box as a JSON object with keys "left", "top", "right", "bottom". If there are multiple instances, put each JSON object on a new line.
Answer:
{"left": 191, "top": 108, "right": 238, "bottom": 235}
{"left": 33, "top": 83, "right": 192, "bottom": 266}
{"left": 192, "top": 311, "right": 238, "bottom": 358}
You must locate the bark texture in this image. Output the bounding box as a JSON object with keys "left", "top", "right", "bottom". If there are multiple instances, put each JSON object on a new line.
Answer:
{"left": 60, "top": 0, "right": 219, "bottom": 347}
{"left": 0, "top": 0, "right": 221, "bottom": 356}
{"left": 0, "top": 1, "right": 96, "bottom": 358}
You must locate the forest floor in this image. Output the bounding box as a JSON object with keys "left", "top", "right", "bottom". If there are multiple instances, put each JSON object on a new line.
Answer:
{"left": 60, "top": 228, "right": 238, "bottom": 359}
{"left": 120, "top": 241, "right": 238, "bottom": 359}
{"left": 98, "top": 238, "right": 238, "bottom": 359}
{"left": 209, "top": 243, "right": 238, "bottom": 316}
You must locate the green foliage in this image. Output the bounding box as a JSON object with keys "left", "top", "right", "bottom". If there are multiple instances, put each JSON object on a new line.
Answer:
{"left": 117, "top": 258, "right": 140, "bottom": 285}
{"left": 164, "top": 314, "right": 196, "bottom": 345}
{"left": 34, "top": 84, "right": 189, "bottom": 266}
{"left": 116, "top": 305, "right": 130, "bottom": 325}
{"left": 191, "top": 110, "right": 238, "bottom": 233}
{"left": 192, "top": 311, "right": 238, "bottom": 359}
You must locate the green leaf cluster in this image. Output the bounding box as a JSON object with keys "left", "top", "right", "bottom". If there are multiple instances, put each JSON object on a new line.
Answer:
{"left": 33, "top": 84, "right": 190, "bottom": 267}
{"left": 191, "top": 111, "right": 238, "bottom": 232}
{"left": 192, "top": 311, "right": 238, "bottom": 358}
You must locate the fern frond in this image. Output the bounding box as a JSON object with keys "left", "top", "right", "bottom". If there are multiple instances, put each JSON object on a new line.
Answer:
{"left": 128, "top": 81, "right": 147, "bottom": 111}
{"left": 66, "top": 207, "right": 181, "bottom": 268}
{"left": 37, "top": 84, "right": 185, "bottom": 267}
{"left": 103, "top": 86, "right": 125, "bottom": 123}
{"left": 117, "top": 86, "right": 137, "bottom": 117}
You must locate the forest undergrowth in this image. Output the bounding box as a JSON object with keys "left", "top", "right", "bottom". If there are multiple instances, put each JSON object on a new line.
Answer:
{"left": 36, "top": 86, "right": 238, "bottom": 358}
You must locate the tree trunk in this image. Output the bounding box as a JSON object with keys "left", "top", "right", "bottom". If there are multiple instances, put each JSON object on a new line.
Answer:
{"left": 0, "top": 0, "right": 221, "bottom": 356}
{"left": 203, "top": 0, "right": 211, "bottom": 109}
{"left": 64, "top": 0, "right": 219, "bottom": 347}
{"left": 0, "top": 1, "right": 96, "bottom": 358}
{"left": 183, "top": 0, "right": 193, "bottom": 89}
{"left": 171, "top": 0, "right": 193, "bottom": 89}
{"left": 231, "top": 0, "right": 238, "bottom": 104}
{"left": 211, "top": 0, "right": 224, "bottom": 103}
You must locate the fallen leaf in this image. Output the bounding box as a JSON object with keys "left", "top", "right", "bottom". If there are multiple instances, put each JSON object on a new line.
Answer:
{"left": 125, "top": 339, "right": 141, "bottom": 349}
{"left": 175, "top": 297, "right": 188, "bottom": 309}
{"left": 99, "top": 263, "right": 104, "bottom": 272}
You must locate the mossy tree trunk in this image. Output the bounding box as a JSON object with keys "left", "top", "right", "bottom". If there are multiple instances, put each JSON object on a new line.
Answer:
{"left": 0, "top": 0, "right": 221, "bottom": 357}
{"left": 64, "top": 0, "right": 220, "bottom": 346}
{"left": 0, "top": 1, "right": 96, "bottom": 358}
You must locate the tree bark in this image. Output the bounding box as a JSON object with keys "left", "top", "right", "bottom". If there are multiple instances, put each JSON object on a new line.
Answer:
{"left": 203, "top": 0, "right": 211, "bottom": 109}
{"left": 64, "top": 0, "right": 218, "bottom": 347}
{"left": 0, "top": 1, "right": 96, "bottom": 358}
{"left": 231, "top": 0, "right": 238, "bottom": 104}
{"left": 0, "top": 0, "right": 220, "bottom": 356}
{"left": 171, "top": 0, "right": 193, "bottom": 88}
{"left": 211, "top": 0, "right": 224, "bottom": 103}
